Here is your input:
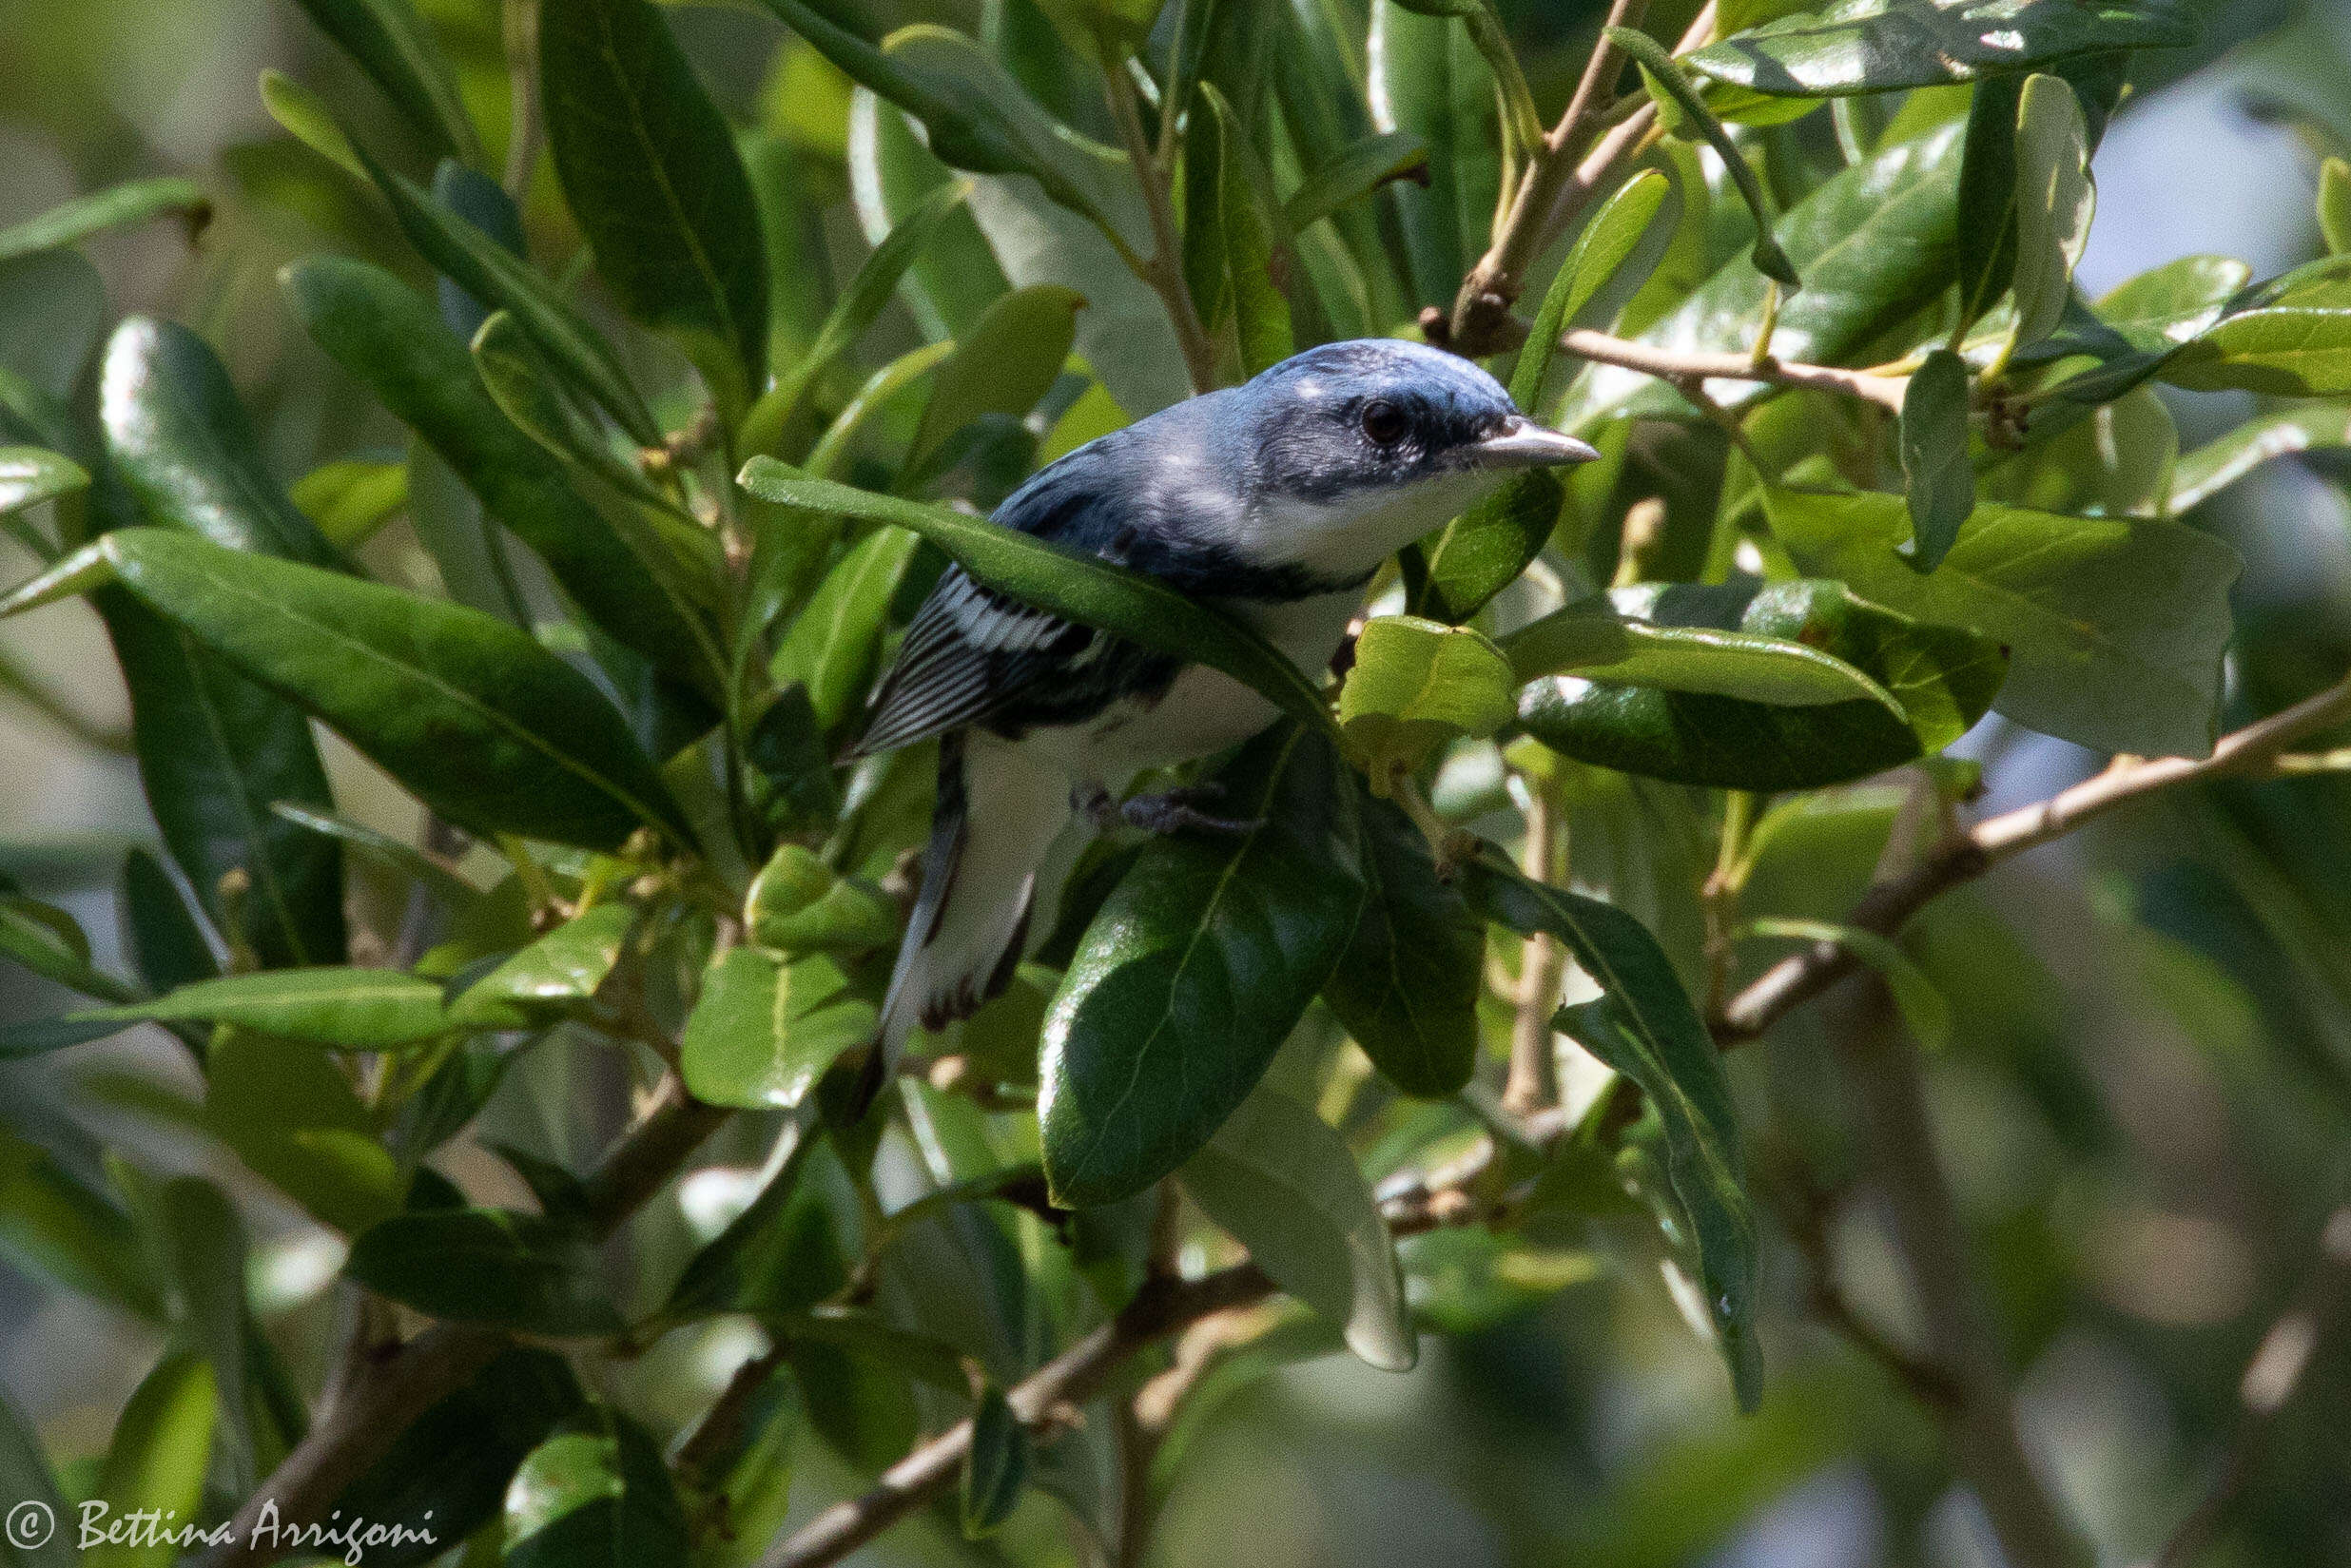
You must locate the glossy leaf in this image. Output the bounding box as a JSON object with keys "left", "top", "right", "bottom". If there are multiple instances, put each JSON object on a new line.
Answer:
{"left": 961, "top": 1386, "right": 1029, "bottom": 1539}
{"left": 746, "top": 845, "right": 901, "bottom": 956}
{"left": 1517, "top": 580, "right": 2003, "bottom": 789}
{"left": 2165, "top": 274, "right": 2351, "bottom": 397}
{"left": 1183, "top": 1087, "right": 1415, "bottom": 1369}
{"left": 1321, "top": 784, "right": 1482, "bottom": 1096}
{"left": 260, "top": 68, "right": 366, "bottom": 182}
{"left": 1370, "top": 0, "right": 1501, "bottom": 308}
{"left": 116, "top": 848, "right": 218, "bottom": 997}
{"left": 504, "top": 1409, "right": 689, "bottom": 1568}
{"left": 284, "top": 260, "right": 722, "bottom": 692}
{"left": 680, "top": 948, "right": 876, "bottom": 1111}
{"left": 910, "top": 284, "right": 1086, "bottom": 473}
{"left": 661, "top": 1113, "right": 830, "bottom": 1321}
{"left": 288, "top": 0, "right": 480, "bottom": 162}
{"left": 99, "top": 319, "right": 343, "bottom": 571}
{"left": 1336, "top": 614, "right": 1515, "bottom": 779}
{"left": 1041, "top": 726, "right": 1365, "bottom": 1207}
{"left": 0, "top": 447, "right": 86, "bottom": 522}
{"left": 76, "top": 965, "right": 507, "bottom": 1048}
{"left": 2170, "top": 405, "right": 2351, "bottom": 511}
{"left": 452, "top": 903, "right": 634, "bottom": 1023}
{"left": 1685, "top": 0, "right": 2197, "bottom": 96}
{"left": 268, "top": 802, "right": 484, "bottom": 914}
{"left": 1183, "top": 82, "right": 1295, "bottom": 380}
{"left": 769, "top": 524, "right": 919, "bottom": 733}
{"left": 540, "top": 0, "right": 768, "bottom": 416}
{"left": 739, "top": 464, "right": 1338, "bottom": 739}
{"left": 8, "top": 529, "right": 690, "bottom": 848}
{"left": 1899, "top": 348, "right": 1974, "bottom": 571}
{"left": 1517, "top": 171, "right": 1676, "bottom": 409}
{"left": 346, "top": 1208, "right": 622, "bottom": 1336}
{"left": 1766, "top": 488, "right": 2240, "bottom": 756}
{"left": 1565, "top": 122, "right": 1964, "bottom": 425}
{"left": 86, "top": 1352, "right": 215, "bottom": 1568}
{"left": 358, "top": 148, "right": 661, "bottom": 447}
{"left": 1608, "top": 27, "right": 1801, "bottom": 290}
{"left": 2008, "top": 74, "right": 2095, "bottom": 354}
{"left": 1459, "top": 856, "right": 1758, "bottom": 1410}
{"left": 1503, "top": 590, "right": 1909, "bottom": 712}
{"left": 1954, "top": 74, "right": 2023, "bottom": 330}
{"left": 0, "top": 178, "right": 208, "bottom": 263}
{"left": 1282, "top": 132, "right": 1430, "bottom": 232}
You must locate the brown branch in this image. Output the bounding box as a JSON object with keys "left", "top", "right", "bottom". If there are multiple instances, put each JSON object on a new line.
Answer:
{"left": 1104, "top": 58, "right": 1218, "bottom": 397}
{"left": 1718, "top": 672, "right": 2351, "bottom": 1047}
{"left": 1561, "top": 328, "right": 1912, "bottom": 412}
{"left": 2150, "top": 1205, "right": 2351, "bottom": 1568}
{"left": 203, "top": 1074, "right": 727, "bottom": 1568}
{"left": 1504, "top": 791, "right": 1563, "bottom": 1116}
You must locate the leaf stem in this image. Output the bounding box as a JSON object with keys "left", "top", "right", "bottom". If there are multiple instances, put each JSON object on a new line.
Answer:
{"left": 1103, "top": 49, "right": 1220, "bottom": 396}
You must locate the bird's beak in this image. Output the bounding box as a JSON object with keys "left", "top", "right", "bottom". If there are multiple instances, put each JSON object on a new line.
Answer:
{"left": 1469, "top": 416, "right": 1602, "bottom": 469}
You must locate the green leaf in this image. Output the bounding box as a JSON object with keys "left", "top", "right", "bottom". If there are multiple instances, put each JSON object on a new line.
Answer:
{"left": 290, "top": 455, "right": 408, "bottom": 548}
{"left": 1954, "top": 75, "right": 2023, "bottom": 331}
{"left": 0, "top": 1132, "right": 165, "bottom": 1316}
{"left": 1684, "top": 0, "right": 2197, "bottom": 96}
{"left": 661, "top": 1112, "right": 831, "bottom": 1322}
{"left": 0, "top": 249, "right": 105, "bottom": 405}
{"left": 287, "top": 0, "right": 482, "bottom": 164}
{"left": 2164, "top": 274, "right": 2351, "bottom": 397}
{"left": 961, "top": 1386, "right": 1029, "bottom": 1539}
{"left": 768, "top": 525, "right": 920, "bottom": 734}
{"left": 0, "top": 447, "right": 85, "bottom": 522}
{"left": 116, "top": 848, "right": 218, "bottom": 998}
{"left": 738, "top": 464, "right": 1338, "bottom": 740}
{"left": 259, "top": 68, "right": 366, "bottom": 182}
{"left": 1516, "top": 171, "right": 1676, "bottom": 410}
{"left": 1564, "top": 121, "right": 1964, "bottom": 426}
{"left": 1041, "top": 726, "right": 1365, "bottom": 1207}
{"left": 86, "top": 1352, "right": 215, "bottom": 1568}
{"left": 151, "top": 1178, "right": 255, "bottom": 1492}
{"left": 1516, "top": 580, "right": 2003, "bottom": 789}
{"left": 1503, "top": 588, "right": 1911, "bottom": 711}
{"left": 268, "top": 802, "right": 485, "bottom": 915}
{"left": 2008, "top": 74, "right": 2095, "bottom": 355}
{"left": 0, "top": 1390, "right": 73, "bottom": 1568}
{"left": 2170, "top": 404, "right": 2351, "bottom": 512}
{"left": 1336, "top": 614, "right": 1515, "bottom": 779}
{"left": 1, "top": 894, "right": 138, "bottom": 1003}
{"left": 1370, "top": 0, "right": 1501, "bottom": 308}
{"left": 0, "top": 178, "right": 208, "bottom": 264}
{"left": 11, "top": 529, "right": 690, "bottom": 849}
{"left": 77, "top": 966, "right": 504, "bottom": 1049}
{"left": 98, "top": 318, "right": 344, "bottom": 571}
{"left": 1766, "top": 487, "right": 2241, "bottom": 757}
{"left": 1742, "top": 918, "right": 1950, "bottom": 1049}
{"left": 1409, "top": 469, "right": 1564, "bottom": 626}
{"left": 282, "top": 259, "right": 722, "bottom": 691}
{"left": 2097, "top": 254, "right": 2252, "bottom": 348}
{"left": 1898, "top": 348, "right": 1974, "bottom": 571}
{"left": 1992, "top": 383, "right": 2175, "bottom": 516}
{"left": 336, "top": 1347, "right": 586, "bottom": 1567}
{"left": 741, "top": 181, "right": 968, "bottom": 456}
{"left": 539, "top": 0, "right": 768, "bottom": 417}
{"left": 1183, "top": 82, "right": 1294, "bottom": 381}
{"left": 680, "top": 948, "right": 876, "bottom": 1111}
{"left": 451, "top": 903, "right": 634, "bottom": 1023}
{"left": 910, "top": 284, "right": 1086, "bottom": 473}
{"left": 505, "top": 1409, "right": 689, "bottom": 1568}
{"left": 1182, "top": 1087, "right": 1415, "bottom": 1369}
{"left": 203, "top": 1027, "right": 404, "bottom": 1233}
{"left": 1456, "top": 857, "right": 1758, "bottom": 1410}
{"left": 1321, "top": 783, "right": 1483, "bottom": 1097}
{"left": 1282, "top": 132, "right": 1429, "bottom": 232}
{"left": 2322, "top": 157, "right": 2351, "bottom": 258}
{"left": 1607, "top": 27, "right": 1801, "bottom": 291}
{"left": 347, "top": 1208, "right": 623, "bottom": 1336}
{"left": 357, "top": 148, "right": 661, "bottom": 447}
{"left": 746, "top": 845, "right": 901, "bottom": 956}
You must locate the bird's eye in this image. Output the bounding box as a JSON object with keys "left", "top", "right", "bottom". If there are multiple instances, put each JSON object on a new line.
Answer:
{"left": 1360, "top": 399, "right": 1408, "bottom": 445}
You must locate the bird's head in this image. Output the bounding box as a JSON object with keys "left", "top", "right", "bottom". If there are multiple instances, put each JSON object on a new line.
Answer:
{"left": 1214, "top": 339, "right": 1600, "bottom": 577}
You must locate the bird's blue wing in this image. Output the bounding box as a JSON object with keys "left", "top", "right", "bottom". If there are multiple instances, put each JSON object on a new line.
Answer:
{"left": 851, "top": 567, "right": 1097, "bottom": 757}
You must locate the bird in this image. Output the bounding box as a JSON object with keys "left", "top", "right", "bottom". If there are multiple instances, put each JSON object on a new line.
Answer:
{"left": 852, "top": 337, "right": 1598, "bottom": 1094}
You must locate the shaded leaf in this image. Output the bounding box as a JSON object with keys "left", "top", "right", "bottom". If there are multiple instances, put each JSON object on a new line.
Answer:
{"left": 2008, "top": 74, "right": 2095, "bottom": 354}
{"left": 86, "top": 1352, "right": 215, "bottom": 1568}
{"left": 346, "top": 1208, "right": 623, "bottom": 1336}
{"left": 1336, "top": 614, "right": 1515, "bottom": 779}
{"left": 540, "top": 0, "right": 768, "bottom": 416}
{"left": 680, "top": 948, "right": 876, "bottom": 1112}
{"left": 1183, "top": 82, "right": 1295, "bottom": 381}
{"left": 0, "top": 894, "right": 138, "bottom": 1003}
{"left": 0, "top": 178, "right": 208, "bottom": 263}
{"left": 1503, "top": 589, "right": 1910, "bottom": 712}
{"left": 1742, "top": 918, "right": 1951, "bottom": 1049}
{"left": 1183, "top": 1087, "right": 1415, "bottom": 1369}
{"left": 1282, "top": 132, "right": 1429, "bottom": 232}
{"left": 2165, "top": 274, "right": 2351, "bottom": 397}
{"left": 77, "top": 966, "right": 508, "bottom": 1049}
{"left": 504, "top": 1408, "right": 688, "bottom": 1568}
{"left": 961, "top": 1386, "right": 1029, "bottom": 1539}
{"left": 2322, "top": 157, "right": 2351, "bottom": 258}
{"left": 0, "top": 1390, "right": 73, "bottom": 1568}
{"left": 1898, "top": 347, "right": 1974, "bottom": 571}
{"left": 912, "top": 284, "right": 1086, "bottom": 474}
{"left": 1041, "top": 726, "right": 1366, "bottom": 1207}
{"left": 288, "top": 0, "right": 481, "bottom": 163}
{"left": 746, "top": 845, "right": 900, "bottom": 956}
{"left": 768, "top": 524, "right": 920, "bottom": 733}
{"left": 1322, "top": 783, "right": 1483, "bottom": 1097}
{"left": 0, "top": 447, "right": 87, "bottom": 520}
{"left": 290, "top": 455, "right": 407, "bottom": 548}
{"left": 1370, "top": 0, "right": 1501, "bottom": 308}
{"left": 2170, "top": 404, "right": 2351, "bottom": 511}
{"left": 203, "top": 1028, "right": 404, "bottom": 1234}
{"left": 260, "top": 68, "right": 366, "bottom": 182}
{"left": 116, "top": 848, "right": 219, "bottom": 998}
{"left": 1766, "top": 487, "right": 2240, "bottom": 756}
{"left": 451, "top": 902, "right": 634, "bottom": 1024}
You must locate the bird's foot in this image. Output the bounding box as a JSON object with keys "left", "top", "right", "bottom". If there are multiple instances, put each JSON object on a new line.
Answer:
{"left": 1078, "top": 783, "right": 1261, "bottom": 837}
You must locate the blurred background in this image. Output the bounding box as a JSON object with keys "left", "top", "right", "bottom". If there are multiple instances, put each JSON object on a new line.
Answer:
{"left": 3, "top": 0, "right": 2349, "bottom": 1562}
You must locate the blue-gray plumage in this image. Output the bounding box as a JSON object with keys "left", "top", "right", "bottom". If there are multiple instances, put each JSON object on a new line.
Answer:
{"left": 860, "top": 339, "right": 1596, "bottom": 1070}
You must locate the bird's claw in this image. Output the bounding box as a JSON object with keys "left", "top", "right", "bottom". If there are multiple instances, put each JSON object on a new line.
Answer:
{"left": 1080, "top": 783, "right": 1261, "bottom": 837}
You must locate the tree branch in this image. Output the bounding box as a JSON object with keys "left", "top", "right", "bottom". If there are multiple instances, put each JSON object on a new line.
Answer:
{"left": 1718, "top": 672, "right": 2351, "bottom": 1046}
{"left": 202, "top": 1074, "right": 727, "bottom": 1568}
{"left": 1104, "top": 57, "right": 1218, "bottom": 397}
{"left": 2150, "top": 1205, "right": 2351, "bottom": 1568}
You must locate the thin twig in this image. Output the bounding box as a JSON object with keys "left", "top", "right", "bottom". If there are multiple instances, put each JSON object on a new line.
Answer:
{"left": 2149, "top": 1206, "right": 2351, "bottom": 1568}
{"left": 1505, "top": 791, "right": 1562, "bottom": 1116}
{"left": 1104, "top": 58, "right": 1218, "bottom": 397}
{"left": 1561, "top": 328, "right": 1912, "bottom": 412}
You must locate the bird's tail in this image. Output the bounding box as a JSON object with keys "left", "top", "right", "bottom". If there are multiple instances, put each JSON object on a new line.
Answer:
{"left": 864, "top": 732, "right": 1076, "bottom": 1107}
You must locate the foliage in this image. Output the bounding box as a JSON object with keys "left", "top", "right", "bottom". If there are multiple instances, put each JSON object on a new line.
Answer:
{"left": 4, "top": 0, "right": 2351, "bottom": 1564}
